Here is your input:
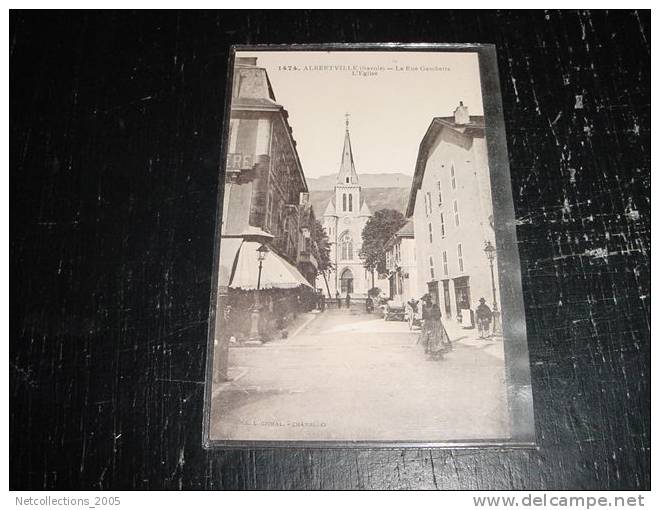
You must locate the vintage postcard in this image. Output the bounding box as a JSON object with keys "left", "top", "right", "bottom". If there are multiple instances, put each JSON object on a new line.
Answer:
{"left": 205, "top": 45, "right": 535, "bottom": 447}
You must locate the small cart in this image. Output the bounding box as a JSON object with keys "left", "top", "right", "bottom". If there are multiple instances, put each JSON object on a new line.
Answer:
{"left": 384, "top": 301, "right": 406, "bottom": 321}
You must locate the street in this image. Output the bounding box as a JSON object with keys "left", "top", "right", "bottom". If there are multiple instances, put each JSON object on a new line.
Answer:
{"left": 210, "top": 305, "right": 509, "bottom": 442}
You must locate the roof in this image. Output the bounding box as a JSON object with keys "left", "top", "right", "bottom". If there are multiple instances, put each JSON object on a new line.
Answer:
{"left": 322, "top": 196, "right": 371, "bottom": 217}
{"left": 232, "top": 97, "right": 282, "bottom": 111}
{"left": 405, "top": 115, "right": 485, "bottom": 218}
{"left": 233, "top": 61, "right": 277, "bottom": 102}
{"left": 229, "top": 241, "right": 313, "bottom": 290}
{"left": 323, "top": 198, "right": 336, "bottom": 216}
{"left": 336, "top": 126, "right": 360, "bottom": 185}
{"left": 396, "top": 219, "right": 415, "bottom": 237}
{"left": 384, "top": 219, "right": 414, "bottom": 250}
{"left": 359, "top": 199, "right": 371, "bottom": 216}
{"left": 230, "top": 60, "right": 308, "bottom": 193}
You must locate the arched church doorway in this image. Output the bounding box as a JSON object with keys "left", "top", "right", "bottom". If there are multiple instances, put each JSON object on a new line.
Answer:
{"left": 340, "top": 268, "right": 354, "bottom": 295}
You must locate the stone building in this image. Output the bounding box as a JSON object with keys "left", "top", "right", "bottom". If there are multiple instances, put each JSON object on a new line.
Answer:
{"left": 218, "top": 56, "right": 318, "bottom": 291}
{"left": 319, "top": 119, "right": 386, "bottom": 299}
{"left": 406, "top": 102, "right": 501, "bottom": 327}
{"left": 384, "top": 219, "right": 422, "bottom": 305}
{"left": 214, "top": 57, "right": 321, "bottom": 377}
{"left": 296, "top": 193, "right": 320, "bottom": 286}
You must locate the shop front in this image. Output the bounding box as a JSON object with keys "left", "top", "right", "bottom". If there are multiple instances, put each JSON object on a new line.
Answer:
{"left": 453, "top": 275, "right": 474, "bottom": 328}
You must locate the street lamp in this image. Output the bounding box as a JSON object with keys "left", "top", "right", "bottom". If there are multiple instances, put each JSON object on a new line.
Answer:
{"left": 249, "top": 244, "right": 270, "bottom": 343}
{"left": 256, "top": 244, "right": 270, "bottom": 289}
{"left": 483, "top": 240, "right": 502, "bottom": 336}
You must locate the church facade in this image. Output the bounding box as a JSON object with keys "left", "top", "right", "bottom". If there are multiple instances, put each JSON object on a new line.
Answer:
{"left": 317, "top": 120, "right": 384, "bottom": 300}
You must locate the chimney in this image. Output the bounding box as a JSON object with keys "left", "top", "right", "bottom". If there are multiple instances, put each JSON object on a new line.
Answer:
{"left": 453, "top": 101, "right": 470, "bottom": 125}
{"left": 235, "top": 56, "right": 257, "bottom": 66}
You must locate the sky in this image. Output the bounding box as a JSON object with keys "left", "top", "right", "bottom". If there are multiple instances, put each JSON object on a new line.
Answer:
{"left": 237, "top": 50, "right": 484, "bottom": 179}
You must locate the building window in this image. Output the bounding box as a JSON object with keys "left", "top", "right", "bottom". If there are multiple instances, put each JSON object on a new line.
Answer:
{"left": 340, "top": 231, "right": 353, "bottom": 260}
{"left": 457, "top": 243, "right": 464, "bottom": 272}
{"left": 342, "top": 193, "right": 347, "bottom": 212}
{"left": 429, "top": 257, "right": 435, "bottom": 280}
{"left": 453, "top": 199, "right": 460, "bottom": 226}
{"left": 265, "top": 190, "right": 274, "bottom": 230}
{"left": 437, "top": 180, "right": 442, "bottom": 206}
{"left": 428, "top": 222, "right": 433, "bottom": 243}
{"left": 440, "top": 212, "right": 445, "bottom": 237}
{"left": 284, "top": 219, "right": 290, "bottom": 254}
{"left": 427, "top": 192, "right": 432, "bottom": 214}
{"left": 349, "top": 194, "right": 353, "bottom": 212}
{"left": 451, "top": 164, "right": 456, "bottom": 190}
{"left": 424, "top": 193, "right": 429, "bottom": 217}
{"left": 228, "top": 119, "right": 239, "bottom": 152}
{"left": 234, "top": 76, "right": 244, "bottom": 99}
{"left": 442, "top": 251, "right": 448, "bottom": 276}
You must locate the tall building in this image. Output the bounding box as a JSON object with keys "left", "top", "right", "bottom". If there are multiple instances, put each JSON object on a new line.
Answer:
{"left": 218, "top": 56, "right": 318, "bottom": 291}
{"left": 319, "top": 118, "right": 378, "bottom": 299}
{"left": 215, "top": 56, "right": 322, "bottom": 361}
{"left": 406, "top": 102, "right": 500, "bottom": 326}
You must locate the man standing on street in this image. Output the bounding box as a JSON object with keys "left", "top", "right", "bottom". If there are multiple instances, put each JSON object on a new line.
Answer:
{"left": 336, "top": 291, "right": 341, "bottom": 309}
{"left": 476, "top": 297, "right": 493, "bottom": 339}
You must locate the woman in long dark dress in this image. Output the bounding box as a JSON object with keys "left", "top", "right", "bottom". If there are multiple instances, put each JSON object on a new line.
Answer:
{"left": 426, "top": 303, "right": 452, "bottom": 359}
{"left": 420, "top": 301, "right": 433, "bottom": 354}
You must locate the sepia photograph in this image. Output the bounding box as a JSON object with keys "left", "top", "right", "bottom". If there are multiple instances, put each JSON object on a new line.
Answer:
{"left": 11, "top": 9, "right": 649, "bottom": 491}
{"left": 206, "top": 46, "right": 534, "bottom": 446}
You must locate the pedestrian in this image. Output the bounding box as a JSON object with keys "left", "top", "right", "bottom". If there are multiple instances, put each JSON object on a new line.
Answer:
{"left": 345, "top": 293, "right": 351, "bottom": 309}
{"left": 476, "top": 297, "right": 493, "bottom": 339}
{"left": 426, "top": 302, "right": 452, "bottom": 360}
{"left": 417, "top": 294, "right": 433, "bottom": 354}
{"left": 319, "top": 292, "right": 326, "bottom": 312}
{"left": 407, "top": 297, "right": 420, "bottom": 329}
{"left": 336, "top": 291, "right": 341, "bottom": 309}
{"left": 420, "top": 299, "right": 433, "bottom": 354}
{"left": 294, "top": 294, "right": 301, "bottom": 318}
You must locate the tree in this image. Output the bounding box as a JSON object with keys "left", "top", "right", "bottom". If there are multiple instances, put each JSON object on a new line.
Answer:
{"left": 311, "top": 218, "right": 334, "bottom": 297}
{"left": 359, "top": 208, "right": 407, "bottom": 278}
{"left": 311, "top": 218, "right": 332, "bottom": 273}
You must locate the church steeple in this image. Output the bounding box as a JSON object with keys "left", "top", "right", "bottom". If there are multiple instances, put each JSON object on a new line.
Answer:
{"left": 336, "top": 114, "right": 359, "bottom": 185}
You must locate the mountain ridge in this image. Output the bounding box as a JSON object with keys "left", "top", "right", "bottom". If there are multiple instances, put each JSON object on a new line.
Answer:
{"left": 307, "top": 172, "right": 412, "bottom": 191}
{"left": 310, "top": 187, "right": 410, "bottom": 219}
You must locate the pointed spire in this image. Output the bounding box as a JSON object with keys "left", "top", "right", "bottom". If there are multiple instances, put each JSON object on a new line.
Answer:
{"left": 337, "top": 114, "right": 359, "bottom": 185}
{"left": 323, "top": 197, "right": 336, "bottom": 216}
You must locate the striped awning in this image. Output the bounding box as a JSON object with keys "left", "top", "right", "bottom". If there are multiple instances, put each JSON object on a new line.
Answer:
{"left": 229, "top": 241, "right": 313, "bottom": 290}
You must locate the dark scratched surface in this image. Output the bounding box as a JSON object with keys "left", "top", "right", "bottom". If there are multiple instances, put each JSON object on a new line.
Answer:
{"left": 10, "top": 11, "right": 650, "bottom": 490}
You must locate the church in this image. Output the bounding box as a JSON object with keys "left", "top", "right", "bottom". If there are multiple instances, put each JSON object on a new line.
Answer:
{"left": 318, "top": 118, "right": 386, "bottom": 300}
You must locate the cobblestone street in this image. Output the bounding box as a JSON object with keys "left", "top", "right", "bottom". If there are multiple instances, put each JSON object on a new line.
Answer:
{"left": 211, "top": 305, "right": 509, "bottom": 442}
